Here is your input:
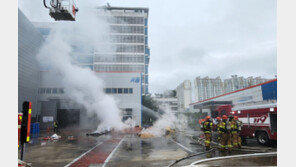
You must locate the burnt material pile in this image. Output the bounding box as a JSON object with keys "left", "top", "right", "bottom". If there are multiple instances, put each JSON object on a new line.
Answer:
{"left": 86, "top": 130, "right": 111, "bottom": 137}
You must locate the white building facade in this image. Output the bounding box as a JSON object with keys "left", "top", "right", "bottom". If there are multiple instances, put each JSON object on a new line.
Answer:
{"left": 96, "top": 6, "right": 150, "bottom": 95}
{"left": 194, "top": 76, "right": 224, "bottom": 102}
{"left": 176, "top": 80, "right": 192, "bottom": 112}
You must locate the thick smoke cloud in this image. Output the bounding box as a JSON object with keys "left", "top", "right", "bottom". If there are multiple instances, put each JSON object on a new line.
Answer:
{"left": 36, "top": 0, "right": 127, "bottom": 130}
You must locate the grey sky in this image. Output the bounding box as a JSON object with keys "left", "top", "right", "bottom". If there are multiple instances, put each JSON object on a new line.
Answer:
{"left": 19, "top": 0, "right": 277, "bottom": 95}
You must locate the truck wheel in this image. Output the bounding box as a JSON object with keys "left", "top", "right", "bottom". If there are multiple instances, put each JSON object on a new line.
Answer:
{"left": 256, "top": 132, "right": 270, "bottom": 146}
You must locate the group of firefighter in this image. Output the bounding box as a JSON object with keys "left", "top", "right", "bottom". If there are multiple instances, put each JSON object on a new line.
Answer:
{"left": 201, "top": 115, "right": 243, "bottom": 152}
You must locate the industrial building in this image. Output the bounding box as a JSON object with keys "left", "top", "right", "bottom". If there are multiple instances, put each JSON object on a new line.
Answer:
{"left": 176, "top": 80, "right": 192, "bottom": 112}
{"left": 38, "top": 71, "right": 142, "bottom": 128}
{"left": 31, "top": 5, "right": 150, "bottom": 128}
{"left": 189, "top": 79, "right": 277, "bottom": 113}
{"left": 18, "top": 9, "right": 44, "bottom": 119}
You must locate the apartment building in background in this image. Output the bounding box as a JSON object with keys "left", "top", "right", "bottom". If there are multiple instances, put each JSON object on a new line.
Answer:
{"left": 176, "top": 80, "right": 192, "bottom": 112}
{"left": 194, "top": 75, "right": 270, "bottom": 102}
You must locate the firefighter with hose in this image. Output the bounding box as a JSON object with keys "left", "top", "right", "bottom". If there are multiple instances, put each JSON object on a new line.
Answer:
{"left": 202, "top": 116, "right": 213, "bottom": 150}
{"left": 218, "top": 115, "right": 233, "bottom": 152}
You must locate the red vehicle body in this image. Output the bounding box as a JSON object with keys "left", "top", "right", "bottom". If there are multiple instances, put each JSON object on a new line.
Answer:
{"left": 214, "top": 103, "right": 277, "bottom": 145}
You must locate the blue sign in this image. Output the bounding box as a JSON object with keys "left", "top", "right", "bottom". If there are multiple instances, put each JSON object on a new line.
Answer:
{"left": 130, "top": 77, "right": 140, "bottom": 83}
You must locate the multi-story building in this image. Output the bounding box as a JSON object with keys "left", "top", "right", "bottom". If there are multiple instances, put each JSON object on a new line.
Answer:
{"left": 194, "top": 76, "right": 224, "bottom": 101}
{"left": 32, "top": 5, "right": 150, "bottom": 128}
{"left": 96, "top": 6, "right": 150, "bottom": 95}
{"left": 153, "top": 91, "right": 178, "bottom": 112}
{"left": 18, "top": 9, "right": 44, "bottom": 119}
{"left": 224, "top": 75, "right": 269, "bottom": 93}
{"left": 34, "top": 5, "right": 150, "bottom": 95}
{"left": 193, "top": 75, "right": 271, "bottom": 102}
{"left": 176, "top": 80, "right": 192, "bottom": 112}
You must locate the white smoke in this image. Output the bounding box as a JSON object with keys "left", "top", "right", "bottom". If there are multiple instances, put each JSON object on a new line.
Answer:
{"left": 37, "top": 0, "right": 128, "bottom": 130}
{"left": 140, "top": 105, "right": 189, "bottom": 137}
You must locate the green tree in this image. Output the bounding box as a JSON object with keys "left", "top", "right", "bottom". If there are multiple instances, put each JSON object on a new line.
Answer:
{"left": 142, "top": 95, "right": 159, "bottom": 112}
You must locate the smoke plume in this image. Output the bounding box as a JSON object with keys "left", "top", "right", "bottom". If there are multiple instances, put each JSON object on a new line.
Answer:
{"left": 37, "top": 0, "right": 127, "bottom": 130}
{"left": 140, "top": 105, "right": 189, "bottom": 137}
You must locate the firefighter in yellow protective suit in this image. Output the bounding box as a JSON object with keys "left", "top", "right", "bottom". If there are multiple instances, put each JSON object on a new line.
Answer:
{"left": 218, "top": 115, "right": 232, "bottom": 152}
{"left": 230, "top": 115, "right": 239, "bottom": 148}
{"left": 216, "top": 117, "right": 222, "bottom": 142}
{"left": 234, "top": 116, "right": 242, "bottom": 148}
{"left": 202, "top": 116, "right": 213, "bottom": 151}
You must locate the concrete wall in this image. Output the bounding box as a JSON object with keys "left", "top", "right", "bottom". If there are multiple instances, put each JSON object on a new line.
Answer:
{"left": 18, "top": 9, "right": 44, "bottom": 117}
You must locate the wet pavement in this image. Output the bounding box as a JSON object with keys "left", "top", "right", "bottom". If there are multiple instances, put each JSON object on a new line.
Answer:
{"left": 20, "top": 129, "right": 277, "bottom": 167}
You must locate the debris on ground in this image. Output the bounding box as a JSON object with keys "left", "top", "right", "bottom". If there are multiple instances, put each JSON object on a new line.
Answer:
{"left": 138, "top": 132, "right": 154, "bottom": 138}
{"left": 51, "top": 134, "right": 61, "bottom": 140}
{"left": 67, "top": 136, "right": 77, "bottom": 141}
{"left": 86, "top": 129, "right": 111, "bottom": 137}
{"left": 18, "top": 159, "right": 32, "bottom": 167}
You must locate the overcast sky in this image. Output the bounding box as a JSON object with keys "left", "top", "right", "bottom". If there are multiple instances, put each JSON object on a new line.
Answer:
{"left": 19, "top": 0, "right": 277, "bottom": 96}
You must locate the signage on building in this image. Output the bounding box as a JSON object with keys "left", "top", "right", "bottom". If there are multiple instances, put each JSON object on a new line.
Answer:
{"left": 43, "top": 116, "right": 53, "bottom": 123}
{"left": 130, "top": 77, "right": 140, "bottom": 83}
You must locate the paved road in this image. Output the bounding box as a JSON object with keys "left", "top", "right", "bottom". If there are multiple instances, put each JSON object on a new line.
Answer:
{"left": 20, "top": 130, "right": 276, "bottom": 167}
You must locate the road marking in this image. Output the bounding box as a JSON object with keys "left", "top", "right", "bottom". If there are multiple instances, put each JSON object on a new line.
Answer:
{"left": 64, "top": 141, "right": 103, "bottom": 167}
{"left": 169, "top": 139, "right": 194, "bottom": 153}
{"left": 102, "top": 136, "right": 126, "bottom": 167}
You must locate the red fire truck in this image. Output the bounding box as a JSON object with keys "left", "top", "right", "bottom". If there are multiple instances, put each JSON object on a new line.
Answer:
{"left": 213, "top": 103, "right": 277, "bottom": 145}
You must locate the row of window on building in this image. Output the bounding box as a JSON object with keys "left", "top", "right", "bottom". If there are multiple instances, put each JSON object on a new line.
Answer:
{"left": 110, "top": 25, "right": 144, "bottom": 34}
{"left": 106, "top": 16, "right": 145, "bottom": 25}
{"left": 110, "top": 35, "right": 144, "bottom": 43}
{"left": 115, "top": 44, "right": 144, "bottom": 53}
{"left": 38, "top": 88, "right": 64, "bottom": 94}
{"left": 104, "top": 88, "right": 133, "bottom": 94}
{"left": 94, "top": 64, "right": 144, "bottom": 72}
{"left": 94, "top": 54, "right": 144, "bottom": 63}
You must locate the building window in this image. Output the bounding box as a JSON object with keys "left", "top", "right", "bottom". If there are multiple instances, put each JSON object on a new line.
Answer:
{"left": 52, "top": 88, "right": 58, "bottom": 94}
{"left": 58, "top": 88, "right": 64, "bottom": 94}
{"left": 129, "top": 88, "right": 133, "bottom": 94}
{"left": 118, "top": 88, "right": 123, "bottom": 94}
{"left": 125, "top": 108, "right": 133, "bottom": 115}
{"left": 124, "top": 88, "right": 129, "bottom": 94}
{"left": 112, "top": 88, "right": 117, "bottom": 94}
{"left": 46, "top": 88, "right": 52, "bottom": 94}
{"left": 39, "top": 88, "right": 46, "bottom": 94}
{"left": 106, "top": 88, "right": 111, "bottom": 94}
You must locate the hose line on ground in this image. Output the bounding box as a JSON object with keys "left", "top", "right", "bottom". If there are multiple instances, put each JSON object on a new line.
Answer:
{"left": 168, "top": 148, "right": 215, "bottom": 167}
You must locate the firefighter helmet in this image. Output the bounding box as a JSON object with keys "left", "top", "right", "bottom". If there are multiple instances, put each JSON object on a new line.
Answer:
{"left": 222, "top": 115, "right": 227, "bottom": 120}
{"left": 205, "top": 116, "right": 211, "bottom": 120}
{"left": 234, "top": 116, "right": 238, "bottom": 120}
{"left": 216, "top": 117, "right": 221, "bottom": 121}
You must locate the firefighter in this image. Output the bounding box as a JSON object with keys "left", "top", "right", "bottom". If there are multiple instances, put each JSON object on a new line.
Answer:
{"left": 53, "top": 121, "right": 59, "bottom": 133}
{"left": 234, "top": 116, "right": 242, "bottom": 148}
{"left": 202, "top": 116, "right": 213, "bottom": 150}
{"left": 230, "top": 115, "right": 239, "bottom": 148}
{"left": 216, "top": 117, "right": 222, "bottom": 142}
{"left": 218, "top": 115, "right": 232, "bottom": 152}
